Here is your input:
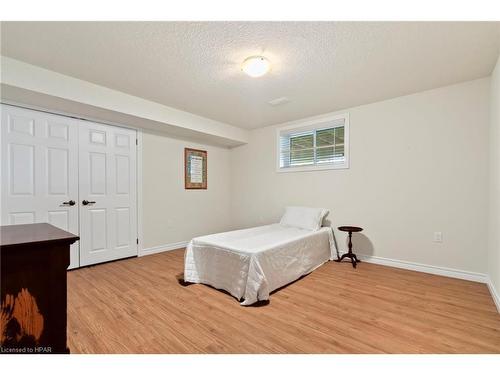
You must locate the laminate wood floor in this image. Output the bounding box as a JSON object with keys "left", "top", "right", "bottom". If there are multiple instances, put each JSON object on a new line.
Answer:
{"left": 67, "top": 249, "right": 500, "bottom": 353}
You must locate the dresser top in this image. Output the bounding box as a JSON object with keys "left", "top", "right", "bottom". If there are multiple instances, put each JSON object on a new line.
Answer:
{"left": 0, "top": 223, "right": 79, "bottom": 249}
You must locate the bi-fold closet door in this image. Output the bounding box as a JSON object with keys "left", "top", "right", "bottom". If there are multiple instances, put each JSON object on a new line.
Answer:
{"left": 0, "top": 105, "right": 81, "bottom": 269}
{"left": 0, "top": 104, "right": 138, "bottom": 269}
{"left": 78, "top": 121, "right": 137, "bottom": 266}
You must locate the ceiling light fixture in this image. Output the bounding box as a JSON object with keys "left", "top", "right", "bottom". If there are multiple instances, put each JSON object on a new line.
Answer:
{"left": 241, "top": 56, "right": 271, "bottom": 77}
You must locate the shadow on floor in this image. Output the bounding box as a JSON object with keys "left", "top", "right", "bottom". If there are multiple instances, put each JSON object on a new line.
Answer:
{"left": 176, "top": 271, "right": 316, "bottom": 308}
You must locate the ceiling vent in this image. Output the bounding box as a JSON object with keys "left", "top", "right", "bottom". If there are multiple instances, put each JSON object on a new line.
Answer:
{"left": 268, "top": 97, "right": 291, "bottom": 106}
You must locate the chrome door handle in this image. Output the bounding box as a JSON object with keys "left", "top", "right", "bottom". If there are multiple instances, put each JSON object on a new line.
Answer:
{"left": 82, "top": 200, "right": 96, "bottom": 205}
{"left": 62, "top": 200, "right": 76, "bottom": 206}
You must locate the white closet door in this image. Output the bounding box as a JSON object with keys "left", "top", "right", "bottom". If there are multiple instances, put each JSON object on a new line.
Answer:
{"left": 78, "top": 121, "right": 137, "bottom": 266}
{"left": 0, "top": 104, "right": 80, "bottom": 269}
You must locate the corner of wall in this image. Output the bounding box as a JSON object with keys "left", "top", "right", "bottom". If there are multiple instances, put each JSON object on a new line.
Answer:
{"left": 487, "top": 53, "right": 500, "bottom": 312}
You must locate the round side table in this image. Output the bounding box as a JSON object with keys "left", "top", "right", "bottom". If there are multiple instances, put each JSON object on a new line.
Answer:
{"left": 335, "top": 226, "right": 363, "bottom": 268}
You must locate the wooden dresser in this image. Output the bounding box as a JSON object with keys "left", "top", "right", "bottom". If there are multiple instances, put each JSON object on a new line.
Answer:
{"left": 0, "top": 223, "right": 79, "bottom": 354}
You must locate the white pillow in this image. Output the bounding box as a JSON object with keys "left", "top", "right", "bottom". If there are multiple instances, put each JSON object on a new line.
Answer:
{"left": 279, "top": 206, "right": 329, "bottom": 231}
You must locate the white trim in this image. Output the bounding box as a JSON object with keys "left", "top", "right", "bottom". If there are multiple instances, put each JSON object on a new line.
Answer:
{"left": 136, "top": 129, "right": 144, "bottom": 255}
{"left": 276, "top": 112, "right": 350, "bottom": 173}
{"left": 139, "top": 241, "right": 189, "bottom": 257}
{"left": 338, "top": 252, "right": 488, "bottom": 283}
{"left": 487, "top": 277, "right": 500, "bottom": 313}
{"left": 277, "top": 163, "right": 349, "bottom": 173}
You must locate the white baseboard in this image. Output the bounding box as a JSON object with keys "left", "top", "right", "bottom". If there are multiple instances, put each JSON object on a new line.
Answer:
{"left": 486, "top": 277, "right": 500, "bottom": 313}
{"left": 139, "top": 241, "right": 188, "bottom": 257}
{"left": 340, "top": 253, "right": 488, "bottom": 283}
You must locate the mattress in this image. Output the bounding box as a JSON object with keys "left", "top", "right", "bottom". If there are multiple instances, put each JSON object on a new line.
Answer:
{"left": 184, "top": 224, "right": 337, "bottom": 305}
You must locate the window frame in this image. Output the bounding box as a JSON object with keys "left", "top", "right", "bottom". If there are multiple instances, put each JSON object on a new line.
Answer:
{"left": 276, "top": 112, "right": 350, "bottom": 173}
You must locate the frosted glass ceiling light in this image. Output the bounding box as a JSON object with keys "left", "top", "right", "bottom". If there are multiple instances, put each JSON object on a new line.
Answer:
{"left": 241, "top": 56, "right": 271, "bottom": 77}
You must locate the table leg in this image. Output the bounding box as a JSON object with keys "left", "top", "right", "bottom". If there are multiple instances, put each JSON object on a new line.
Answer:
{"left": 335, "top": 230, "right": 360, "bottom": 268}
{"left": 348, "top": 231, "right": 353, "bottom": 254}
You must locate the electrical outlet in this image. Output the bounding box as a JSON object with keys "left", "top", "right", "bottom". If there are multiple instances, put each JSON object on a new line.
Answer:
{"left": 433, "top": 232, "right": 443, "bottom": 243}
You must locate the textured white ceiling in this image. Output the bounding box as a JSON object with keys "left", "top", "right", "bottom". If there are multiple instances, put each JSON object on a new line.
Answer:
{"left": 1, "top": 22, "right": 499, "bottom": 129}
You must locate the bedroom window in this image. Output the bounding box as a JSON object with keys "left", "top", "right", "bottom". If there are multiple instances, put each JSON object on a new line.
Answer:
{"left": 277, "top": 113, "right": 349, "bottom": 172}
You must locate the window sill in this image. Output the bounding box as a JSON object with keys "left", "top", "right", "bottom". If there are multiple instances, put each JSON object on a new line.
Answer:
{"left": 276, "top": 163, "right": 349, "bottom": 173}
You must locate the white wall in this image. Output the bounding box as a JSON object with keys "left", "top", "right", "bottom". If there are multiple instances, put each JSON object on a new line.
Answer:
{"left": 488, "top": 55, "right": 500, "bottom": 306}
{"left": 230, "top": 78, "right": 490, "bottom": 274}
{"left": 142, "top": 130, "right": 232, "bottom": 250}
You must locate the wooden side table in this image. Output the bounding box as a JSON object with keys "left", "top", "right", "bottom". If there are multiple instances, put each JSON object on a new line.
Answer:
{"left": 0, "top": 223, "right": 79, "bottom": 354}
{"left": 335, "top": 226, "right": 363, "bottom": 268}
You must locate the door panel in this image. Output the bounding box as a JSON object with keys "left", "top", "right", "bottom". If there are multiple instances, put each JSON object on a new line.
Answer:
{"left": 89, "top": 152, "right": 107, "bottom": 194}
{"left": 8, "top": 211, "right": 36, "bottom": 224}
{"left": 47, "top": 210, "right": 70, "bottom": 230}
{"left": 116, "top": 207, "right": 131, "bottom": 247}
{"left": 89, "top": 208, "right": 107, "bottom": 251}
{"left": 8, "top": 113, "right": 35, "bottom": 135}
{"left": 9, "top": 143, "right": 35, "bottom": 195}
{"left": 115, "top": 155, "right": 130, "bottom": 194}
{"left": 1, "top": 104, "right": 80, "bottom": 269}
{"left": 47, "top": 147, "right": 69, "bottom": 195}
{"left": 78, "top": 121, "right": 137, "bottom": 266}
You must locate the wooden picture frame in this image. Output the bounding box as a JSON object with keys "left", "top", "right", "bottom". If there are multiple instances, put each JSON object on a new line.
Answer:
{"left": 184, "top": 148, "right": 207, "bottom": 189}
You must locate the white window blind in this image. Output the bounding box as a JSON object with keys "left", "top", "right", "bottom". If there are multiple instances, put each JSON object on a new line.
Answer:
{"left": 278, "top": 115, "right": 348, "bottom": 171}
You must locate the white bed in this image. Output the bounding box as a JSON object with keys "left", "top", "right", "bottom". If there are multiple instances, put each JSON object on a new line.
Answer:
{"left": 184, "top": 222, "right": 337, "bottom": 305}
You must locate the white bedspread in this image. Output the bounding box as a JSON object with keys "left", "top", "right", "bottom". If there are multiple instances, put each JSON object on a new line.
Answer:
{"left": 184, "top": 224, "right": 336, "bottom": 305}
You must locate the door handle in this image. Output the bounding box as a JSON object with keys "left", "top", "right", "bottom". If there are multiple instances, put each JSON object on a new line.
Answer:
{"left": 82, "top": 200, "right": 96, "bottom": 206}
{"left": 62, "top": 200, "right": 76, "bottom": 206}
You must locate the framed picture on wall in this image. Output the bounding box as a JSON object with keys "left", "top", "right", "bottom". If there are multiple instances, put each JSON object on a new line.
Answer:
{"left": 184, "top": 148, "right": 207, "bottom": 189}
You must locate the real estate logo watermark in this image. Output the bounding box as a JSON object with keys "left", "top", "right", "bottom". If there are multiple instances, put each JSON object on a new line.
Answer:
{"left": 0, "top": 346, "right": 52, "bottom": 354}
